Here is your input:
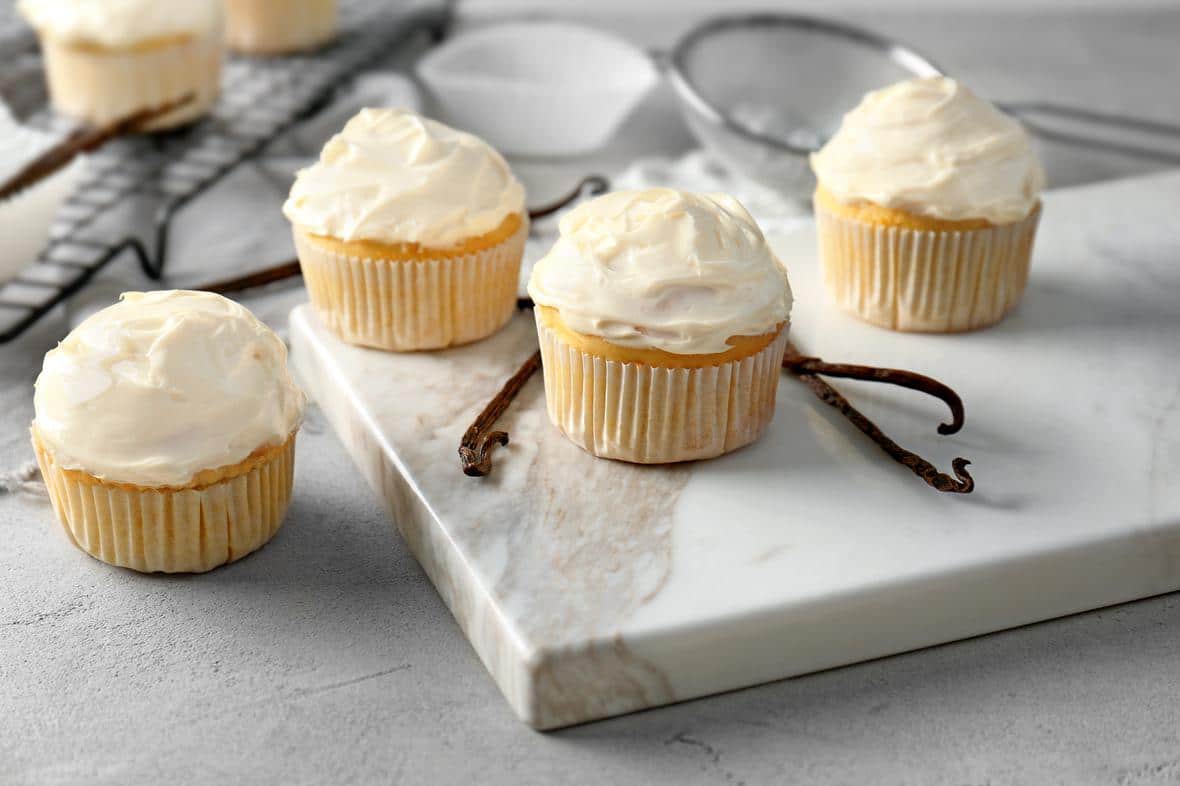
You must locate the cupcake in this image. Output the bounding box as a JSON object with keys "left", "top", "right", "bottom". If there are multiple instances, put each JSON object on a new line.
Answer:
{"left": 31, "top": 291, "right": 306, "bottom": 573}
{"left": 283, "top": 108, "right": 528, "bottom": 351}
{"left": 17, "top": 0, "right": 223, "bottom": 130}
{"left": 224, "top": 0, "right": 337, "bottom": 55}
{"left": 810, "top": 77, "right": 1044, "bottom": 332}
{"left": 527, "top": 189, "right": 793, "bottom": 464}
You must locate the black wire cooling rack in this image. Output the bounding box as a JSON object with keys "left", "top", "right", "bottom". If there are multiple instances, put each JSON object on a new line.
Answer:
{"left": 0, "top": 0, "right": 450, "bottom": 343}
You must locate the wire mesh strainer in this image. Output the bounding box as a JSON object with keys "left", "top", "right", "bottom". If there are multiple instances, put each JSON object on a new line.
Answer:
{"left": 667, "top": 14, "right": 941, "bottom": 199}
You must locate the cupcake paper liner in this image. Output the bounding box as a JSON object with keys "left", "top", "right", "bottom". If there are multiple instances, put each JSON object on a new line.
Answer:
{"left": 40, "top": 32, "right": 222, "bottom": 130}
{"left": 815, "top": 201, "right": 1041, "bottom": 332}
{"left": 33, "top": 430, "right": 296, "bottom": 574}
{"left": 225, "top": 0, "right": 338, "bottom": 55}
{"left": 294, "top": 220, "right": 528, "bottom": 352}
{"left": 535, "top": 314, "right": 789, "bottom": 464}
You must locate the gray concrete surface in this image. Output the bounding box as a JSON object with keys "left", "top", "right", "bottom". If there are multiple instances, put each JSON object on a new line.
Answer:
{"left": 3, "top": 5, "right": 1180, "bottom": 784}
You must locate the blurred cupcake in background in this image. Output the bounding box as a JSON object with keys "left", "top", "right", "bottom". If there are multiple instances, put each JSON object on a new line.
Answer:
{"left": 528, "top": 188, "right": 793, "bottom": 464}
{"left": 283, "top": 108, "right": 528, "bottom": 352}
{"left": 17, "top": 0, "right": 223, "bottom": 130}
{"left": 810, "top": 77, "right": 1044, "bottom": 332}
{"left": 32, "top": 291, "right": 306, "bottom": 573}
{"left": 224, "top": 0, "right": 338, "bottom": 55}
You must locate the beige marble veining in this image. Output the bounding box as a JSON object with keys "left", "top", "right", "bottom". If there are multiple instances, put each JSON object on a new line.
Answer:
{"left": 298, "top": 315, "right": 693, "bottom": 727}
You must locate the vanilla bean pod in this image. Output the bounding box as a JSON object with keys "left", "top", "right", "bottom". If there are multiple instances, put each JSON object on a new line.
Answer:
{"left": 458, "top": 350, "right": 542, "bottom": 477}
{"left": 783, "top": 345, "right": 974, "bottom": 493}
{"left": 0, "top": 94, "right": 196, "bottom": 200}
{"left": 459, "top": 307, "right": 973, "bottom": 492}
{"left": 782, "top": 351, "right": 965, "bottom": 435}
{"left": 198, "top": 260, "right": 303, "bottom": 295}
{"left": 194, "top": 177, "right": 610, "bottom": 296}
{"left": 526, "top": 175, "right": 609, "bottom": 220}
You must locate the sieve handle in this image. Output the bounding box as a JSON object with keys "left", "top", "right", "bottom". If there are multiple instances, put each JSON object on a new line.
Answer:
{"left": 1001, "top": 101, "right": 1180, "bottom": 165}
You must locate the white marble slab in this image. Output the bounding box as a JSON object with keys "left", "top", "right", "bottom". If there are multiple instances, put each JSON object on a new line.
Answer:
{"left": 289, "top": 170, "right": 1180, "bottom": 730}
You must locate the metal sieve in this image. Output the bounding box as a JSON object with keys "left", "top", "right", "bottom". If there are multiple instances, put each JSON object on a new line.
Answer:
{"left": 667, "top": 14, "right": 942, "bottom": 199}
{"left": 667, "top": 13, "right": 1180, "bottom": 200}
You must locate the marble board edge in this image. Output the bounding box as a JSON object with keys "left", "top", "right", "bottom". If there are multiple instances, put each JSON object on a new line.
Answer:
{"left": 288, "top": 304, "right": 1180, "bottom": 730}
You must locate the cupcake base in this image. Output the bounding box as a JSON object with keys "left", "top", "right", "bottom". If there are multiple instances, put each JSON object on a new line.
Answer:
{"left": 225, "top": 0, "right": 338, "bottom": 55}
{"left": 293, "top": 216, "right": 528, "bottom": 352}
{"left": 32, "top": 428, "right": 296, "bottom": 573}
{"left": 535, "top": 310, "right": 788, "bottom": 464}
{"left": 815, "top": 194, "right": 1041, "bottom": 333}
{"left": 39, "top": 32, "right": 222, "bottom": 130}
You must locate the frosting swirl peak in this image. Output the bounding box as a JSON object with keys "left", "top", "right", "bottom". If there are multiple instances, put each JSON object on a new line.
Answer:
{"left": 33, "top": 291, "right": 306, "bottom": 488}
{"left": 527, "top": 189, "right": 792, "bottom": 355}
{"left": 283, "top": 108, "right": 526, "bottom": 248}
{"left": 810, "top": 77, "right": 1044, "bottom": 224}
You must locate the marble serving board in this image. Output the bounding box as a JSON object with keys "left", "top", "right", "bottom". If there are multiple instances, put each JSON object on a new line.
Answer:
{"left": 289, "top": 171, "right": 1180, "bottom": 730}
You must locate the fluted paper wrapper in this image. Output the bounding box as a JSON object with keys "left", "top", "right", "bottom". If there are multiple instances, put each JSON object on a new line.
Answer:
{"left": 535, "top": 315, "right": 788, "bottom": 464}
{"left": 225, "top": 0, "right": 338, "bottom": 54}
{"left": 294, "top": 221, "right": 527, "bottom": 351}
{"left": 815, "top": 201, "right": 1041, "bottom": 332}
{"left": 40, "top": 33, "right": 222, "bottom": 130}
{"left": 33, "top": 431, "right": 296, "bottom": 574}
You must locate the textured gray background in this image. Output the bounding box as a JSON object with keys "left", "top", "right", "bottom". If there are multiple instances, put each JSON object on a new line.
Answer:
{"left": 3, "top": 5, "right": 1180, "bottom": 784}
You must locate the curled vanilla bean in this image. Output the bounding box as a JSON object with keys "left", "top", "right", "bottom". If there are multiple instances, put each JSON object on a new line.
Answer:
{"left": 460, "top": 309, "right": 974, "bottom": 493}
{"left": 458, "top": 351, "right": 542, "bottom": 477}
{"left": 783, "top": 346, "right": 974, "bottom": 494}
{"left": 782, "top": 350, "right": 965, "bottom": 435}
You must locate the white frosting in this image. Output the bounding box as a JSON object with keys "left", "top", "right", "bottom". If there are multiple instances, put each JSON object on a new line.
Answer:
{"left": 18, "top": 0, "right": 222, "bottom": 47}
{"left": 810, "top": 77, "right": 1045, "bottom": 224}
{"left": 282, "top": 108, "right": 526, "bottom": 248}
{"left": 33, "top": 291, "right": 306, "bottom": 488}
{"left": 527, "top": 189, "right": 792, "bottom": 355}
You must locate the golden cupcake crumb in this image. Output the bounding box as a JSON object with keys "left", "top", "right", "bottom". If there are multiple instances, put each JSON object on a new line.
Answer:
{"left": 535, "top": 305, "right": 784, "bottom": 369}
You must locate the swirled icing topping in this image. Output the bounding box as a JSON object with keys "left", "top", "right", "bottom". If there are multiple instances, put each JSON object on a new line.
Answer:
{"left": 527, "top": 188, "right": 792, "bottom": 355}
{"left": 810, "top": 77, "right": 1044, "bottom": 224}
{"left": 33, "top": 291, "right": 306, "bottom": 488}
{"left": 18, "top": 0, "right": 222, "bottom": 48}
{"left": 282, "top": 108, "right": 526, "bottom": 248}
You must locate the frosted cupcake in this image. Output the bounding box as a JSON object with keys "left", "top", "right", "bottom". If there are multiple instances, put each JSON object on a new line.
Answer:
{"left": 527, "top": 189, "right": 792, "bottom": 464}
{"left": 31, "top": 291, "right": 306, "bottom": 573}
{"left": 17, "top": 0, "right": 223, "bottom": 130}
{"left": 284, "top": 108, "right": 528, "bottom": 351}
{"left": 224, "top": 0, "right": 337, "bottom": 55}
{"left": 810, "top": 77, "right": 1044, "bottom": 332}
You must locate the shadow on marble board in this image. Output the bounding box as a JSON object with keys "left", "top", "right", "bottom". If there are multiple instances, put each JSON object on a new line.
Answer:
{"left": 791, "top": 370, "right": 1028, "bottom": 457}
{"left": 1005, "top": 271, "right": 1180, "bottom": 338}
{"left": 759, "top": 382, "right": 1032, "bottom": 513}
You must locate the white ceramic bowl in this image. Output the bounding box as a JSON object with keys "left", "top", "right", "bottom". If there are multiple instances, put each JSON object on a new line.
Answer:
{"left": 417, "top": 21, "right": 658, "bottom": 157}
